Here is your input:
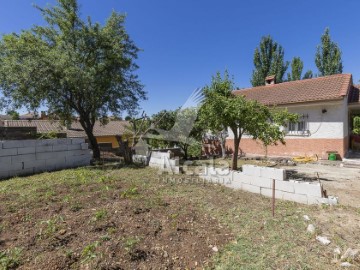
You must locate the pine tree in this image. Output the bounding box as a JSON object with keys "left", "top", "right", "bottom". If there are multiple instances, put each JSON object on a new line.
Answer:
{"left": 251, "top": 36, "right": 289, "bottom": 86}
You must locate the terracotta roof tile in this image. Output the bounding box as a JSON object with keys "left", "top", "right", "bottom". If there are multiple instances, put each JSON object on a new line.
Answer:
{"left": 4, "top": 120, "right": 129, "bottom": 138}
{"left": 233, "top": 74, "right": 352, "bottom": 105}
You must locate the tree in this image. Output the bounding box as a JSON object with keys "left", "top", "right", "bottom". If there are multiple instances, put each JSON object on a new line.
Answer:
{"left": 6, "top": 110, "right": 19, "bottom": 120}
{"left": 150, "top": 108, "right": 205, "bottom": 159}
{"left": 202, "top": 71, "right": 298, "bottom": 170}
{"left": 198, "top": 71, "right": 233, "bottom": 158}
{"left": 303, "top": 70, "right": 313, "bottom": 79}
{"left": 287, "top": 57, "right": 303, "bottom": 81}
{"left": 0, "top": 0, "right": 145, "bottom": 159}
{"left": 315, "top": 28, "right": 343, "bottom": 76}
{"left": 251, "top": 35, "right": 289, "bottom": 86}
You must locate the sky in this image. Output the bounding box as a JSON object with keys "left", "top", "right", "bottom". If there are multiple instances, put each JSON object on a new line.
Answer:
{"left": 0, "top": 0, "right": 359, "bottom": 116}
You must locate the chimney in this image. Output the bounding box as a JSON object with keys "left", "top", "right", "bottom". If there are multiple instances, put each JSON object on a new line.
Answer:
{"left": 265, "top": 75, "right": 276, "bottom": 86}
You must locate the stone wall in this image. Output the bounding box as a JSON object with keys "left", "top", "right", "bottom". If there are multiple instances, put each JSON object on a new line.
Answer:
{"left": 0, "top": 138, "right": 91, "bottom": 179}
{"left": 200, "top": 165, "right": 337, "bottom": 205}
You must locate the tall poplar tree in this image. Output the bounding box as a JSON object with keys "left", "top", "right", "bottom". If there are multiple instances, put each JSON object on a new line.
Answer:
{"left": 287, "top": 57, "right": 303, "bottom": 81}
{"left": 315, "top": 28, "right": 343, "bottom": 76}
{"left": 251, "top": 36, "right": 289, "bottom": 86}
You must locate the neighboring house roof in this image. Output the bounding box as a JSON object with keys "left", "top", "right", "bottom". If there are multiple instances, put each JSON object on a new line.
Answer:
{"left": 233, "top": 74, "right": 352, "bottom": 106}
{"left": 0, "top": 115, "right": 11, "bottom": 120}
{"left": 3, "top": 120, "right": 129, "bottom": 138}
{"left": 348, "top": 84, "right": 360, "bottom": 104}
{"left": 19, "top": 112, "right": 37, "bottom": 120}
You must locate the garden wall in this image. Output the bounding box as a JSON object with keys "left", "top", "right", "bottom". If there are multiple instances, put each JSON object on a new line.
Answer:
{"left": 0, "top": 138, "right": 91, "bottom": 179}
{"left": 200, "top": 165, "right": 337, "bottom": 205}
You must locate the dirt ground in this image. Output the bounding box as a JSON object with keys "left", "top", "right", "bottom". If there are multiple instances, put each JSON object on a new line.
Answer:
{"left": 279, "top": 163, "right": 360, "bottom": 208}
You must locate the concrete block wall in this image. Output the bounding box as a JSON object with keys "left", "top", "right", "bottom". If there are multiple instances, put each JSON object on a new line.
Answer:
{"left": 199, "top": 165, "right": 336, "bottom": 205}
{"left": 149, "top": 151, "right": 180, "bottom": 174}
{"left": 0, "top": 138, "right": 91, "bottom": 179}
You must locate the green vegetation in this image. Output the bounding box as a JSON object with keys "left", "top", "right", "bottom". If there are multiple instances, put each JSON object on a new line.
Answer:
{"left": 0, "top": 0, "right": 145, "bottom": 159}
{"left": 315, "top": 28, "right": 343, "bottom": 76}
{"left": 200, "top": 71, "right": 298, "bottom": 170}
{"left": 251, "top": 35, "right": 289, "bottom": 86}
{"left": 0, "top": 248, "right": 22, "bottom": 270}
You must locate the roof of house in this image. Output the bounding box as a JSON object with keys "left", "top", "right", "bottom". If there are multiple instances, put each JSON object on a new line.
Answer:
{"left": 0, "top": 114, "right": 11, "bottom": 120}
{"left": 3, "top": 120, "right": 129, "bottom": 138}
{"left": 233, "top": 74, "right": 352, "bottom": 106}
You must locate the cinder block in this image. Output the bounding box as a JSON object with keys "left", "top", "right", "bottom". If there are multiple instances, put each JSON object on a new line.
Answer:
{"left": 233, "top": 172, "right": 252, "bottom": 184}
{"left": 226, "top": 178, "right": 242, "bottom": 189}
{"left": 242, "top": 165, "right": 260, "bottom": 176}
{"left": 260, "top": 187, "right": 284, "bottom": 199}
{"left": 56, "top": 138, "right": 72, "bottom": 145}
{"left": 67, "top": 144, "right": 81, "bottom": 150}
{"left": 260, "top": 167, "right": 286, "bottom": 181}
{"left": 23, "top": 140, "right": 37, "bottom": 147}
{"left": 0, "top": 156, "right": 12, "bottom": 165}
{"left": 36, "top": 145, "right": 53, "bottom": 153}
{"left": 36, "top": 151, "right": 59, "bottom": 160}
{"left": 2, "top": 140, "right": 24, "bottom": 148}
{"left": 250, "top": 176, "right": 272, "bottom": 188}
{"left": 274, "top": 180, "right": 295, "bottom": 193}
{"left": 23, "top": 159, "right": 46, "bottom": 169}
{"left": 53, "top": 144, "right": 68, "bottom": 152}
{"left": 1, "top": 162, "right": 23, "bottom": 172}
{"left": 81, "top": 143, "right": 89, "bottom": 150}
{"left": 46, "top": 157, "right": 67, "bottom": 170}
{"left": 71, "top": 138, "right": 85, "bottom": 144}
{"left": 0, "top": 148, "right": 17, "bottom": 157}
{"left": 0, "top": 170, "right": 9, "bottom": 179}
{"left": 11, "top": 154, "right": 36, "bottom": 163}
{"left": 292, "top": 181, "right": 322, "bottom": 197}
{"left": 36, "top": 139, "right": 57, "bottom": 146}
{"left": 242, "top": 183, "right": 261, "bottom": 194}
{"left": 283, "top": 192, "right": 308, "bottom": 204}
{"left": 17, "top": 147, "right": 36, "bottom": 155}
{"left": 9, "top": 168, "right": 34, "bottom": 177}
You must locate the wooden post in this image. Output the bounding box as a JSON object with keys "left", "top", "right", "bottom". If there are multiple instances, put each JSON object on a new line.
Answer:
{"left": 272, "top": 179, "right": 275, "bottom": 217}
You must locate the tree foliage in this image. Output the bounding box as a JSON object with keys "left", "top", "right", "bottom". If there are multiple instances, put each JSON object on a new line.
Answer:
{"left": 150, "top": 108, "right": 205, "bottom": 159}
{"left": 0, "top": 0, "right": 145, "bottom": 159}
{"left": 303, "top": 70, "right": 314, "bottom": 79}
{"left": 287, "top": 57, "right": 303, "bottom": 81}
{"left": 202, "top": 71, "right": 298, "bottom": 170}
{"left": 315, "top": 28, "right": 343, "bottom": 76}
{"left": 251, "top": 36, "right": 289, "bottom": 86}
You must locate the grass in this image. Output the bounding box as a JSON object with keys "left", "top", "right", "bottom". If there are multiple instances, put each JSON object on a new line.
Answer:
{"left": 0, "top": 166, "right": 359, "bottom": 269}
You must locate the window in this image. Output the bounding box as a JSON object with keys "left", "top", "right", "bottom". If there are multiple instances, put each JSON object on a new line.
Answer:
{"left": 286, "top": 114, "right": 309, "bottom": 136}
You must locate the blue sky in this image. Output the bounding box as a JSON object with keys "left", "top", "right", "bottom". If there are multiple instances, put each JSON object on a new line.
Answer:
{"left": 1, "top": 0, "right": 359, "bottom": 116}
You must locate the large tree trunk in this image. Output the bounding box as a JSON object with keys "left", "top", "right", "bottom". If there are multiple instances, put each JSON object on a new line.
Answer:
{"left": 79, "top": 118, "right": 100, "bottom": 160}
{"left": 84, "top": 127, "right": 100, "bottom": 160}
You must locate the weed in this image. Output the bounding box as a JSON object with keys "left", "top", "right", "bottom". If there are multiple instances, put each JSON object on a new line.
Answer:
{"left": 94, "top": 209, "right": 107, "bottom": 221}
{"left": 81, "top": 241, "right": 99, "bottom": 263}
{"left": 70, "top": 202, "right": 83, "bottom": 212}
{"left": 121, "top": 186, "right": 139, "bottom": 199}
{"left": 100, "top": 235, "right": 111, "bottom": 242}
{"left": 106, "top": 227, "right": 117, "bottom": 235}
{"left": 0, "top": 247, "right": 22, "bottom": 269}
{"left": 124, "top": 237, "right": 140, "bottom": 252}
{"left": 39, "top": 216, "right": 64, "bottom": 239}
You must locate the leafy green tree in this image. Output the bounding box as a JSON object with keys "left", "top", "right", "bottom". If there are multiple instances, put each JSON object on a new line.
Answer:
{"left": 6, "top": 110, "right": 19, "bottom": 120}
{"left": 251, "top": 35, "right": 289, "bottom": 86}
{"left": 150, "top": 108, "right": 205, "bottom": 159}
{"left": 202, "top": 71, "right": 298, "bottom": 170}
{"left": 303, "top": 70, "right": 314, "bottom": 79}
{"left": 315, "top": 28, "right": 343, "bottom": 76}
{"left": 0, "top": 0, "right": 145, "bottom": 159}
{"left": 287, "top": 57, "right": 303, "bottom": 81}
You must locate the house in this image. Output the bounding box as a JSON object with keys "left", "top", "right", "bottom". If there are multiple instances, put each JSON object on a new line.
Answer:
{"left": 227, "top": 73, "right": 360, "bottom": 160}
{"left": 2, "top": 120, "right": 129, "bottom": 149}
